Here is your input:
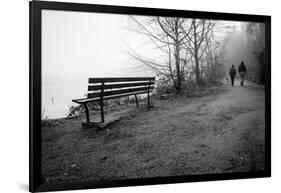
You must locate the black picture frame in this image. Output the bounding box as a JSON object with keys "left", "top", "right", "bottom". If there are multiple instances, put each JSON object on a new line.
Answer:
{"left": 30, "top": 0, "right": 271, "bottom": 192}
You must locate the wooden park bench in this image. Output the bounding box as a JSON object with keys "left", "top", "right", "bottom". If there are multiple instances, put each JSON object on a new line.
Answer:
{"left": 72, "top": 77, "right": 155, "bottom": 128}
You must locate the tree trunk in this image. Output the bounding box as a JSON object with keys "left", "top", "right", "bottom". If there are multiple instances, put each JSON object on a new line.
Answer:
{"left": 194, "top": 49, "right": 200, "bottom": 84}
{"left": 193, "top": 20, "right": 201, "bottom": 85}
{"left": 175, "top": 43, "right": 181, "bottom": 93}
{"left": 174, "top": 19, "right": 181, "bottom": 93}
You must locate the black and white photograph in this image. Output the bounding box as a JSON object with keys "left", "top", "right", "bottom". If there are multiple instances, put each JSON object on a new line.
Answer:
{"left": 1, "top": 0, "right": 280, "bottom": 192}
{"left": 40, "top": 9, "right": 268, "bottom": 184}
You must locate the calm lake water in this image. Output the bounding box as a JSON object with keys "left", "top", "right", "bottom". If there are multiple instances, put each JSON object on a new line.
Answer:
{"left": 42, "top": 82, "right": 87, "bottom": 119}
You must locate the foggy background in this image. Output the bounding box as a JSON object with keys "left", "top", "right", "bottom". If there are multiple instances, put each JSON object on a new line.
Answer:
{"left": 42, "top": 10, "right": 261, "bottom": 119}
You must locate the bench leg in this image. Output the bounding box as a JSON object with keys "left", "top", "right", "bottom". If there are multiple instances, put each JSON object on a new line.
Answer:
{"left": 100, "top": 102, "right": 105, "bottom": 123}
{"left": 83, "top": 103, "right": 90, "bottom": 123}
{"left": 134, "top": 94, "right": 139, "bottom": 108}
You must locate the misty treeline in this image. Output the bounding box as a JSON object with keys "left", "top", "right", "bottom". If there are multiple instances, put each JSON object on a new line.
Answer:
{"left": 127, "top": 17, "right": 266, "bottom": 94}
{"left": 242, "top": 22, "right": 265, "bottom": 84}
{"left": 127, "top": 16, "right": 227, "bottom": 94}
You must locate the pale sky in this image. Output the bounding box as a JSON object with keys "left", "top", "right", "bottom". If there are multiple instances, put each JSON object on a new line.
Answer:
{"left": 42, "top": 10, "right": 155, "bottom": 87}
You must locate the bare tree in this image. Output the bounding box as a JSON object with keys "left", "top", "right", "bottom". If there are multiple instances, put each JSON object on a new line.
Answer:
{"left": 183, "top": 19, "right": 216, "bottom": 84}
{"left": 127, "top": 16, "right": 192, "bottom": 92}
{"left": 202, "top": 27, "right": 228, "bottom": 82}
{"left": 127, "top": 16, "right": 231, "bottom": 91}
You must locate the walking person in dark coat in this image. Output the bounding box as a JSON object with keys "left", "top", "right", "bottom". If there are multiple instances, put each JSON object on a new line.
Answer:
{"left": 238, "top": 61, "right": 247, "bottom": 86}
{"left": 229, "top": 65, "right": 236, "bottom": 87}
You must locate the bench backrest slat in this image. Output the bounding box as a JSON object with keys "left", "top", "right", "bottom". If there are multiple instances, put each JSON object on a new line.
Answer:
{"left": 88, "top": 81, "right": 154, "bottom": 91}
{"left": 88, "top": 86, "right": 154, "bottom": 98}
{"left": 89, "top": 77, "right": 155, "bottom": 83}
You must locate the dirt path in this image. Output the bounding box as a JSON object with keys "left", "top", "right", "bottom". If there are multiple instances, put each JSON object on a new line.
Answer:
{"left": 41, "top": 81, "right": 265, "bottom": 183}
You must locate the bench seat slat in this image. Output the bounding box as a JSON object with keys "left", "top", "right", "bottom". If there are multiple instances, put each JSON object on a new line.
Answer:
{"left": 87, "top": 86, "right": 154, "bottom": 98}
{"left": 89, "top": 77, "right": 155, "bottom": 83}
{"left": 88, "top": 81, "right": 154, "bottom": 91}
{"left": 72, "top": 90, "right": 152, "bottom": 104}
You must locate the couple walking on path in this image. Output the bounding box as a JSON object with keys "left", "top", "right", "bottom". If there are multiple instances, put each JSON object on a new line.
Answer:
{"left": 229, "top": 61, "right": 247, "bottom": 87}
